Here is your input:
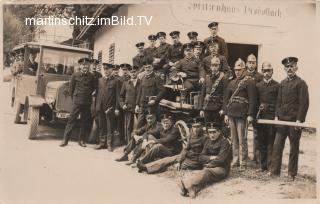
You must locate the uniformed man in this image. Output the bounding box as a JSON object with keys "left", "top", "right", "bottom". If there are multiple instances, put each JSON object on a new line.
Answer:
{"left": 135, "top": 57, "right": 166, "bottom": 129}
{"left": 144, "top": 34, "right": 157, "bottom": 60}
{"left": 119, "top": 65, "right": 140, "bottom": 145}
{"left": 245, "top": 53, "right": 263, "bottom": 163}
{"left": 164, "top": 31, "right": 184, "bottom": 70}
{"left": 88, "top": 59, "right": 102, "bottom": 143}
{"left": 173, "top": 43, "right": 205, "bottom": 100}
{"left": 60, "top": 58, "right": 96, "bottom": 147}
{"left": 256, "top": 61, "right": 280, "bottom": 172}
{"left": 187, "top": 31, "right": 198, "bottom": 44}
{"left": 199, "top": 56, "right": 228, "bottom": 126}
{"left": 136, "top": 114, "right": 182, "bottom": 172}
{"left": 177, "top": 118, "right": 207, "bottom": 170}
{"left": 202, "top": 39, "right": 230, "bottom": 75}
{"left": 270, "top": 57, "right": 309, "bottom": 181}
{"left": 178, "top": 123, "right": 232, "bottom": 198}
{"left": 11, "top": 53, "right": 23, "bottom": 107}
{"left": 223, "top": 58, "right": 257, "bottom": 170}
{"left": 204, "top": 21, "right": 228, "bottom": 59}
{"left": 153, "top": 32, "right": 171, "bottom": 75}
{"left": 115, "top": 113, "right": 161, "bottom": 164}
{"left": 193, "top": 41, "right": 205, "bottom": 60}
{"left": 133, "top": 42, "right": 145, "bottom": 69}
{"left": 94, "top": 63, "right": 121, "bottom": 151}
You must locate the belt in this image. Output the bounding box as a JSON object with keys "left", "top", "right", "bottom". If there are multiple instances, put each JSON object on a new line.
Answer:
{"left": 230, "top": 96, "right": 248, "bottom": 104}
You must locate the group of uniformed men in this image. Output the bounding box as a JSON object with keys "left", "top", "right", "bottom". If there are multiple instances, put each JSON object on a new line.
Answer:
{"left": 59, "top": 21, "right": 309, "bottom": 198}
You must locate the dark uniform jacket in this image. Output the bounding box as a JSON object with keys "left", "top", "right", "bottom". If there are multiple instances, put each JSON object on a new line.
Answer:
{"left": 26, "top": 60, "right": 39, "bottom": 72}
{"left": 178, "top": 133, "right": 207, "bottom": 163}
{"left": 223, "top": 75, "right": 257, "bottom": 118}
{"left": 69, "top": 71, "right": 95, "bottom": 105}
{"left": 166, "top": 42, "right": 184, "bottom": 63}
{"left": 246, "top": 70, "right": 263, "bottom": 83}
{"left": 154, "top": 126, "right": 182, "bottom": 155}
{"left": 136, "top": 72, "right": 165, "bottom": 107}
{"left": 199, "top": 136, "right": 232, "bottom": 171}
{"left": 144, "top": 47, "right": 157, "bottom": 59}
{"left": 256, "top": 79, "right": 280, "bottom": 119}
{"left": 175, "top": 56, "right": 205, "bottom": 80}
{"left": 275, "top": 75, "right": 309, "bottom": 122}
{"left": 201, "top": 54, "right": 230, "bottom": 74}
{"left": 119, "top": 79, "right": 140, "bottom": 112}
{"left": 199, "top": 72, "right": 228, "bottom": 111}
{"left": 95, "top": 76, "right": 121, "bottom": 112}
{"left": 133, "top": 53, "right": 145, "bottom": 69}
{"left": 203, "top": 35, "right": 228, "bottom": 59}
{"left": 134, "top": 121, "right": 162, "bottom": 139}
{"left": 154, "top": 42, "right": 171, "bottom": 65}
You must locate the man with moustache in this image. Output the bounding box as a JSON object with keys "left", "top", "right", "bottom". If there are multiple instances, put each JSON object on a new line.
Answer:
{"left": 270, "top": 57, "right": 309, "bottom": 181}
{"left": 133, "top": 42, "right": 145, "bottom": 69}
{"left": 255, "top": 61, "right": 280, "bottom": 172}
{"left": 223, "top": 58, "right": 257, "bottom": 171}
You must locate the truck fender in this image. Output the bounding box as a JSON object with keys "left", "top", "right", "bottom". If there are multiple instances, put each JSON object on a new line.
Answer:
{"left": 25, "top": 95, "right": 46, "bottom": 108}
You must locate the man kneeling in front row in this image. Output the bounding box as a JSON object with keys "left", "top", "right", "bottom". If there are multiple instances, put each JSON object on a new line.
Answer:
{"left": 178, "top": 123, "right": 232, "bottom": 198}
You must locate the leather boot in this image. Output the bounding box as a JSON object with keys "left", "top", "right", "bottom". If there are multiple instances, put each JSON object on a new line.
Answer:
{"left": 95, "top": 144, "right": 106, "bottom": 150}
{"left": 78, "top": 140, "right": 87, "bottom": 147}
{"left": 177, "top": 179, "right": 188, "bottom": 197}
{"left": 115, "top": 154, "right": 128, "bottom": 162}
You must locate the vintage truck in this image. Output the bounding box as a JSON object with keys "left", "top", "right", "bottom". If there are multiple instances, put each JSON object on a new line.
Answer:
{"left": 11, "top": 38, "right": 93, "bottom": 139}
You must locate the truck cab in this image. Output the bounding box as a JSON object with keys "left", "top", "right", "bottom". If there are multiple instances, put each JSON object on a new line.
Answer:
{"left": 12, "top": 40, "right": 93, "bottom": 139}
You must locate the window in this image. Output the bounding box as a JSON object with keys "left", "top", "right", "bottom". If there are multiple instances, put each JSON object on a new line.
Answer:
{"left": 108, "top": 43, "right": 115, "bottom": 64}
{"left": 40, "top": 48, "right": 89, "bottom": 75}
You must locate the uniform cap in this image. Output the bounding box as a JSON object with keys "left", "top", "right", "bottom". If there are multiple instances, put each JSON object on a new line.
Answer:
{"left": 206, "top": 122, "right": 222, "bottom": 131}
{"left": 208, "top": 21, "right": 219, "bottom": 28}
{"left": 78, "top": 58, "right": 91, "bottom": 64}
{"left": 281, "top": 57, "right": 298, "bottom": 66}
{"left": 187, "top": 31, "right": 198, "bottom": 39}
{"left": 120, "top": 63, "right": 132, "bottom": 70}
{"left": 102, "top": 63, "right": 114, "bottom": 69}
{"left": 156, "top": 32, "right": 166, "bottom": 38}
{"left": 169, "top": 31, "right": 180, "bottom": 37}
{"left": 194, "top": 41, "right": 205, "bottom": 48}
{"left": 135, "top": 42, "right": 145, "bottom": 48}
{"left": 148, "top": 34, "right": 157, "bottom": 41}
{"left": 161, "top": 114, "right": 173, "bottom": 122}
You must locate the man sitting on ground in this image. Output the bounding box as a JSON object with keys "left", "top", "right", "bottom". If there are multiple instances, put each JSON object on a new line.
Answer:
{"left": 178, "top": 123, "right": 232, "bottom": 198}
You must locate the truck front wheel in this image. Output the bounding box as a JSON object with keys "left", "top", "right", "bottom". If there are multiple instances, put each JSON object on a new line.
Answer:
{"left": 27, "top": 106, "right": 40, "bottom": 140}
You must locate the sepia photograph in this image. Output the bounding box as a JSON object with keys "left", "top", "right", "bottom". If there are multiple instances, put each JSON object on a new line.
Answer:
{"left": 0, "top": 0, "right": 319, "bottom": 203}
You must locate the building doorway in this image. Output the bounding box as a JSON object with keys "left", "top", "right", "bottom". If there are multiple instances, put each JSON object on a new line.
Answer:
{"left": 227, "top": 43, "right": 259, "bottom": 69}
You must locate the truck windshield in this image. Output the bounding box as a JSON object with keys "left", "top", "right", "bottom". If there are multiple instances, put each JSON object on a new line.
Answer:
{"left": 41, "top": 48, "right": 89, "bottom": 75}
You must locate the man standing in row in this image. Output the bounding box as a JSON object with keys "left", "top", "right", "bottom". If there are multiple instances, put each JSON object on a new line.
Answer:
{"left": 60, "top": 58, "right": 96, "bottom": 147}
{"left": 245, "top": 54, "right": 263, "bottom": 163}
{"left": 204, "top": 21, "right": 228, "bottom": 59}
{"left": 165, "top": 31, "right": 184, "bottom": 70}
{"left": 135, "top": 57, "right": 165, "bottom": 129}
{"left": 223, "top": 58, "right": 257, "bottom": 170}
{"left": 256, "top": 62, "right": 279, "bottom": 172}
{"left": 199, "top": 56, "right": 228, "bottom": 126}
{"left": 120, "top": 65, "right": 140, "bottom": 145}
{"left": 153, "top": 32, "right": 171, "bottom": 75}
{"left": 95, "top": 63, "right": 121, "bottom": 151}
{"left": 270, "top": 57, "right": 309, "bottom": 181}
